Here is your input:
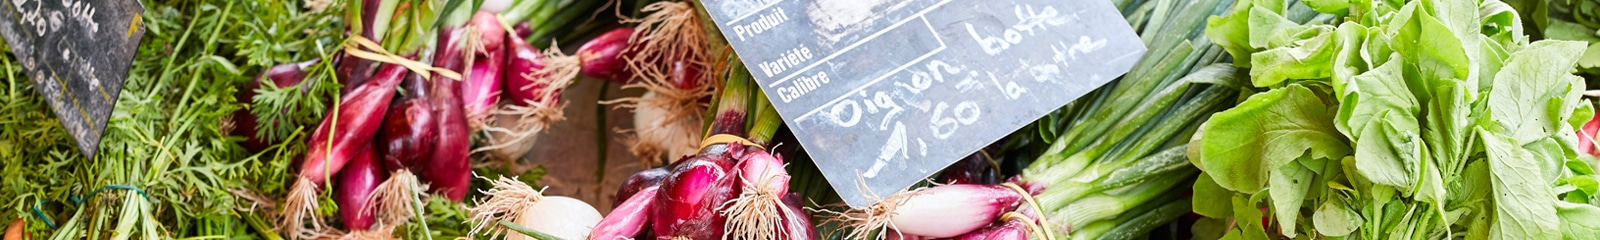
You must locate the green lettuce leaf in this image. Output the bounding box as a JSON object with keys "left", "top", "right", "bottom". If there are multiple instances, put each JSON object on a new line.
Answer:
{"left": 1312, "top": 197, "right": 1362, "bottom": 237}
{"left": 1193, "top": 172, "right": 1236, "bottom": 218}
{"left": 1197, "top": 84, "right": 1351, "bottom": 193}
{"left": 1268, "top": 159, "right": 1315, "bottom": 237}
{"left": 1557, "top": 201, "right": 1600, "bottom": 239}
{"left": 1480, "top": 128, "right": 1560, "bottom": 239}
{"left": 1487, "top": 40, "right": 1586, "bottom": 144}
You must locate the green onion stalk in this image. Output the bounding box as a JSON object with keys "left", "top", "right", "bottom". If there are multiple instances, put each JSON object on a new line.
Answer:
{"left": 1014, "top": 1, "right": 1336, "bottom": 237}
{"left": 1006, "top": 0, "right": 1258, "bottom": 238}
{"left": 1019, "top": 0, "right": 1227, "bottom": 181}
{"left": 497, "top": 0, "right": 606, "bottom": 47}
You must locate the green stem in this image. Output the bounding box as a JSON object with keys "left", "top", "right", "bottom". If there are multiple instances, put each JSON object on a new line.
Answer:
{"left": 498, "top": 220, "right": 567, "bottom": 240}
{"left": 48, "top": 207, "right": 86, "bottom": 240}
{"left": 747, "top": 93, "right": 781, "bottom": 145}
{"left": 1068, "top": 191, "right": 1176, "bottom": 240}
{"left": 594, "top": 81, "right": 611, "bottom": 181}
{"left": 1057, "top": 86, "right": 1109, "bottom": 134}
{"left": 435, "top": 0, "right": 475, "bottom": 28}
{"left": 700, "top": 53, "right": 736, "bottom": 135}
{"left": 1059, "top": 42, "right": 1195, "bottom": 157}
{"left": 1090, "top": 197, "right": 1191, "bottom": 240}
{"left": 1033, "top": 146, "right": 1188, "bottom": 207}
{"left": 156, "top": 0, "right": 235, "bottom": 178}
{"left": 1069, "top": 220, "right": 1117, "bottom": 240}
{"left": 1072, "top": 76, "right": 1196, "bottom": 161}
{"left": 523, "top": 0, "right": 562, "bottom": 32}
{"left": 244, "top": 208, "right": 283, "bottom": 240}
{"left": 410, "top": 183, "right": 433, "bottom": 240}
{"left": 498, "top": 0, "right": 546, "bottom": 24}
{"left": 6, "top": 50, "right": 15, "bottom": 108}
{"left": 1048, "top": 167, "right": 1195, "bottom": 225}
{"left": 708, "top": 63, "right": 752, "bottom": 137}
{"left": 201, "top": 1, "right": 234, "bottom": 53}
{"left": 370, "top": 0, "right": 401, "bottom": 42}
{"left": 1023, "top": 152, "right": 1090, "bottom": 186}
{"left": 154, "top": 6, "right": 205, "bottom": 93}
{"left": 1052, "top": 0, "right": 1223, "bottom": 158}
{"left": 695, "top": 0, "right": 728, "bottom": 54}
{"left": 1107, "top": 85, "right": 1231, "bottom": 163}
{"left": 530, "top": 0, "right": 602, "bottom": 46}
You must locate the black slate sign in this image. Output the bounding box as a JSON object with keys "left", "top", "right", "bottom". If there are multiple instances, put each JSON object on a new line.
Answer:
{"left": 702, "top": 0, "right": 1145, "bottom": 206}
{"left": 0, "top": 0, "right": 145, "bottom": 158}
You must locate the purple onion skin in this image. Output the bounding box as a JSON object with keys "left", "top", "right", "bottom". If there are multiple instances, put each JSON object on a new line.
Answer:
{"left": 936, "top": 154, "right": 997, "bottom": 185}
{"left": 300, "top": 63, "right": 406, "bottom": 184}
{"left": 461, "top": 11, "right": 506, "bottom": 120}
{"left": 890, "top": 184, "right": 1025, "bottom": 238}
{"left": 513, "top": 21, "right": 532, "bottom": 39}
{"left": 424, "top": 26, "right": 473, "bottom": 201}
{"left": 732, "top": 146, "right": 787, "bottom": 192}
{"left": 709, "top": 111, "right": 747, "bottom": 137}
{"left": 235, "top": 60, "right": 315, "bottom": 152}
{"left": 779, "top": 193, "right": 818, "bottom": 240}
{"left": 592, "top": 186, "right": 659, "bottom": 240}
{"left": 578, "top": 28, "right": 636, "bottom": 83}
{"left": 1005, "top": 176, "right": 1045, "bottom": 196}
{"left": 334, "top": 0, "right": 395, "bottom": 92}
{"left": 502, "top": 35, "right": 562, "bottom": 107}
{"left": 950, "top": 219, "right": 1029, "bottom": 240}
{"left": 884, "top": 229, "right": 933, "bottom": 240}
{"left": 652, "top": 151, "right": 738, "bottom": 240}
{"left": 728, "top": 145, "right": 813, "bottom": 240}
{"left": 668, "top": 60, "right": 704, "bottom": 91}
{"left": 335, "top": 50, "right": 376, "bottom": 92}
{"left": 359, "top": 0, "right": 383, "bottom": 41}
{"left": 471, "top": 12, "right": 505, "bottom": 51}
{"left": 463, "top": 48, "right": 504, "bottom": 120}
{"left": 614, "top": 164, "right": 672, "bottom": 208}
{"left": 948, "top": 225, "right": 997, "bottom": 240}
{"left": 250, "top": 61, "right": 313, "bottom": 91}
{"left": 377, "top": 73, "right": 437, "bottom": 172}
{"left": 335, "top": 145, "right": 388, "bottom": 231}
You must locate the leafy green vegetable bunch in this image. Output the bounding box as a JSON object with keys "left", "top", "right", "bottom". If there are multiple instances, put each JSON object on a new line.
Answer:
{"left": 1189, "top": 0, "right": 1600, "bottom": 238}
{"left": 1504, "top": 0, "right": 1600, "bottom": 76}
{"left": 0, "top": 41, "right": 80, "bottom": 239}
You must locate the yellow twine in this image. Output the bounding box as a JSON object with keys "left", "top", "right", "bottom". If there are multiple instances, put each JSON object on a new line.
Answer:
{"left": 699, "top": 134, "right": 761, "bottom": 152}
{"left": 342, "top": 36, "right": 463, "bottom": 81}
{"left": 1001, "top": 212, "right": 1049, "bottom": 240}
{"left": 1003, "top": 182, "right": 1056, "bottom": 240}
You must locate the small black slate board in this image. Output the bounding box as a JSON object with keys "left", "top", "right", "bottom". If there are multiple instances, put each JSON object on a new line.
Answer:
{"left": 0, "top": 0, "right": 146, "bottom": 159}
{"left": 702, "top": 0, "right": 1145, "bottom": 206}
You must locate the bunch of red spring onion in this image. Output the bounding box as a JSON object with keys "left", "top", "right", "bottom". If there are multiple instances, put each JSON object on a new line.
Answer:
{"left": 254, "top": 0, "right": 680, "bottom": 238}
{"left": 467, "top": 46, "right": 810, "bottom": 239}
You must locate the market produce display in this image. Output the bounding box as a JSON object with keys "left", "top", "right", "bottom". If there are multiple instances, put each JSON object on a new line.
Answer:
{"left": 4, "top": 0, "right": 1600, "bottom": 239}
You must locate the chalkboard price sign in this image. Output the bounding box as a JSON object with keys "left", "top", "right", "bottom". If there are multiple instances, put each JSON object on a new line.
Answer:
{"left": 702, "top": 0, "right": 1145, "bottom": 206}
{"left": 0, "top": 0, "right": 146, "bottom": 159}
